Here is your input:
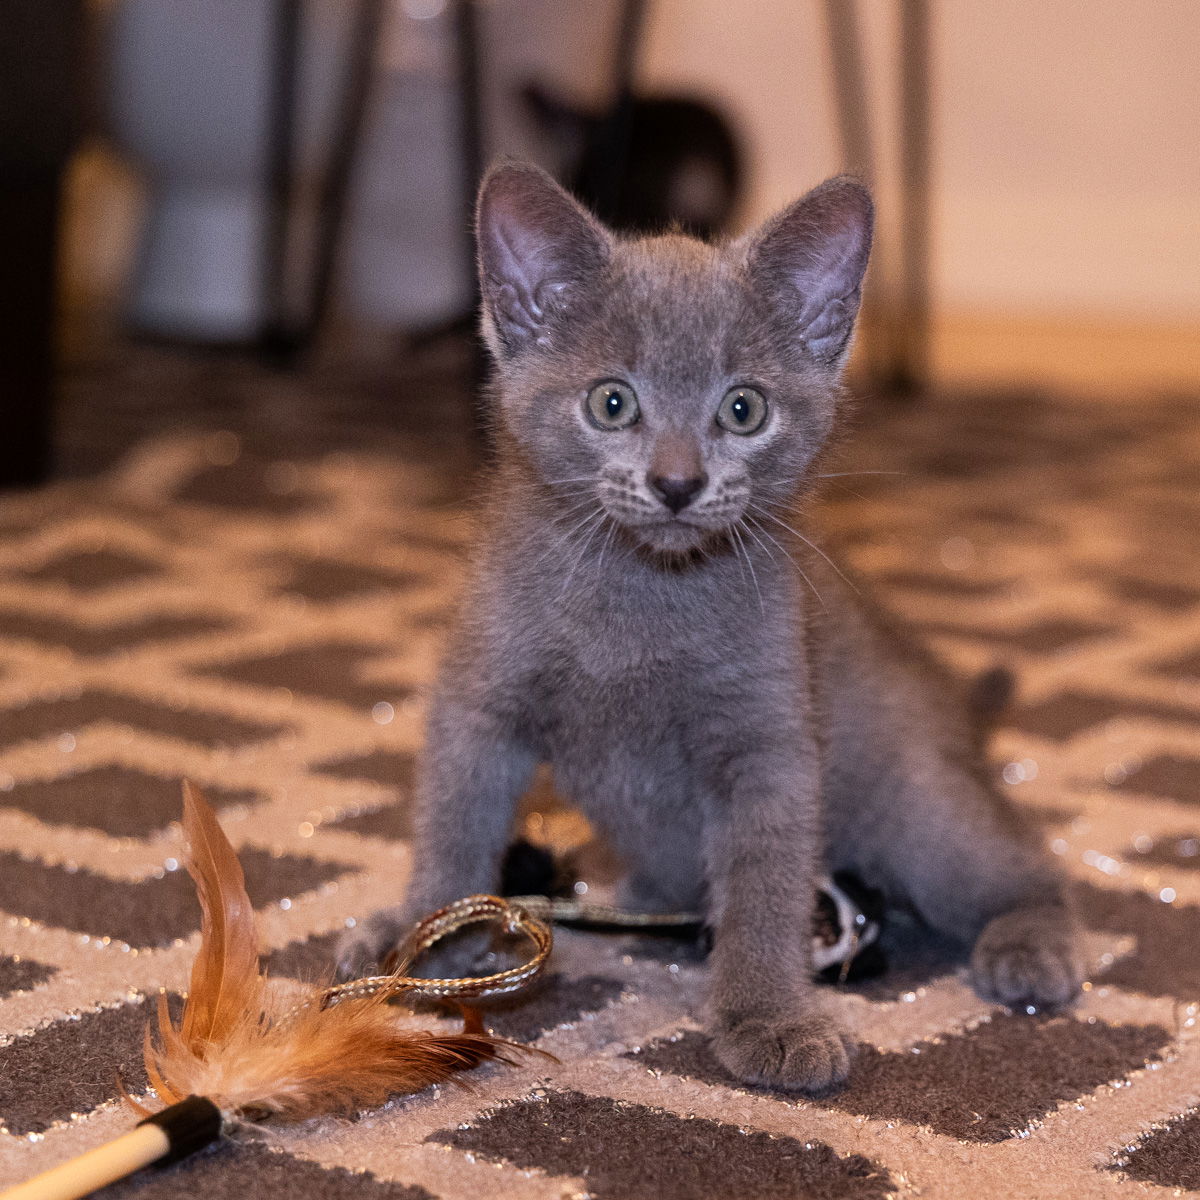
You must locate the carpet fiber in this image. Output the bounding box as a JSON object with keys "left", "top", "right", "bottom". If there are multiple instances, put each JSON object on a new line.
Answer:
{"left": 2, "top": 348, "right": 1200, "bottom": 1198}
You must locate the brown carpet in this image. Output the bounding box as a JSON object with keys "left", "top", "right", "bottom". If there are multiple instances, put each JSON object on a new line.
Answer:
{"left": 2, "top": 345, "right": 1200, "bottom": 1197}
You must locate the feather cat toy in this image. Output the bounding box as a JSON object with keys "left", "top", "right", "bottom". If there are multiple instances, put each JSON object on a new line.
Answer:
{"left": 3, "top": 783, "right": 551, "bottom": 1200}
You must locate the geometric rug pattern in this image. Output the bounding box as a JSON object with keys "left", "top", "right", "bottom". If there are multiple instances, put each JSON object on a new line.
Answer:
{"left": 2, "top": 361, "right": 1199, "bottom": 1197}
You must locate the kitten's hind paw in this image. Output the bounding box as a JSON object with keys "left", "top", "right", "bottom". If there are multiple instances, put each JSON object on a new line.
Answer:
{"left": 711, "top": 1010, "right": 853, "bottom": 1094}
{"left": 970, "top": 906, "right": 1083, "bottom": 1010}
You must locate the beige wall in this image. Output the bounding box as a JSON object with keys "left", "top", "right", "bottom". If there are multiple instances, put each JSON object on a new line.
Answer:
{"left": 641, "top": 0, "right": 1200, "bottom": 324}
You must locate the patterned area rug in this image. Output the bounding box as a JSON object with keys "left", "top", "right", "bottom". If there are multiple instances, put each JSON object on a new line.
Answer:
{"left": 2, "top": 349, "right": 1200, "bottom": 1198}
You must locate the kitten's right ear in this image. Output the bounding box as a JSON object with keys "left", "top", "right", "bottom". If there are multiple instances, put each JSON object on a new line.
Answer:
{"left": 744, "top": 175, "right": 873, "bottom": 367}
{"left": 476, "top": 161, "right": 611, "bottom": 358}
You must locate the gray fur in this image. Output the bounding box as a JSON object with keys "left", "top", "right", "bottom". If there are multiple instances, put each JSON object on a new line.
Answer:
{"left": 338, "top": 162, "right": 1080, "bottom": 1093}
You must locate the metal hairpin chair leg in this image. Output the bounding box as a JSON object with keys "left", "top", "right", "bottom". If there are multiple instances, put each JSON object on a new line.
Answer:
{"left": 822, "top": 0, "right": 932, "bottom": 399}
{"left": 258, "top": 0, "right": 384, "bottom": 368}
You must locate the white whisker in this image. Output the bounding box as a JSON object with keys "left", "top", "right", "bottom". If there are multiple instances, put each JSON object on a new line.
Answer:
{"left": 558, "top": 510, "right": 608, "bottom": 599}
{"left": 744, "top": 515, "right": 828, "bottom": 614}
{"left": 816, "top": 470, "right": 906, "bottom": 479}
{"left": 729, "top": 523, "right": 764, "bottom": 618}
{"left": 595, "top": 516, "right": 619, "bottom": 574}
{"left": 749, "top": 502, "right": 859, "bottom": 595}
{"left": 530, "top": 502, "right": 603, "bottom": 571}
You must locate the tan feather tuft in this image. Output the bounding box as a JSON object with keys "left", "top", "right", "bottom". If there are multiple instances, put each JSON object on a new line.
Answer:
{"left": 139, "top": 782, "right": 531, "bottom": 1121}
{"left": 178, "top": 780, "right": 262, "bottom": 1048}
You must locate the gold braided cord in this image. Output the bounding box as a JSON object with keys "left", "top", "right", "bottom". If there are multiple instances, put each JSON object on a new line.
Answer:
{"left": 505, "top": 895, "right": 703, "bottom": 928}
{"left": 305, "top": 879, "right": 865, "bottom": 1021}
{"left": 309, "top": 895, "right": 553, "bottom": 1013}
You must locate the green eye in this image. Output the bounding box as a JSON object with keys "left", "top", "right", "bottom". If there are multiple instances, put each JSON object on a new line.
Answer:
{"left": 586, "top": 380, "right": 640, "bottom": 430}
{"left": 716, "top": 385, "right": 768, "bottom": 435}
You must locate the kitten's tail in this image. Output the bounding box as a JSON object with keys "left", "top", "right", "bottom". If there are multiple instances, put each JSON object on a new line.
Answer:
{"left": 969, "top": 664, "right": 1016, "bottom": 744}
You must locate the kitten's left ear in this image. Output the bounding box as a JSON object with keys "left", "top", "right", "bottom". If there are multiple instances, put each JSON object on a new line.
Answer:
{"left": 476, "top": 160, "right": 612, "bottom": 359}
{"left": 745, "top": 176, "right": 873, "bottom": 366}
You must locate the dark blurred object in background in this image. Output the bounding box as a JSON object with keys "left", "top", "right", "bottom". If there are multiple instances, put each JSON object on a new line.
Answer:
{"left": 13, "top": 0, "right": 1192, "bottom": 492}
{"left": 0, "top": 0, "right": 86, "bottom": 488}
{"left": 523, "top": 83, "right": 742, "bottom": 240}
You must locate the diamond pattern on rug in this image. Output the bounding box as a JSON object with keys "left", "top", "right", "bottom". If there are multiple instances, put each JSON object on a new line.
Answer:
{"left": 431, "top": 1089, "right": 895, "bottom": 1200}
{"left": 1113, "top": 1108, "right": 1200, "bottom": 1191}
{"left": 0, "top": 609, "right": 230, "bottom": 656}
{"left": 877, "top": 570, "right": 1012, "bottom": 598}
{"left": 1125, "top": 833, "right": 1200, "bottom": 871}
{"left": 1077, "top": 883, "right": 1200, "bottom": 998}
{"left": 97, "top": 1142, "right": 435, "bottom": 1200}
{"left": 1106, "top": 576, "right": 1200, "bottom": 610}
{"left": 3, "top": 360, "right": 1200, "bottom": 1199}
{"left": 0, "top": 997, "right": 165, "bottom": 1134}
{"left": 196, "top": 643, "right": 414, "bottom": 712}
{"left": 920, "top": 618, "right": 1117, "bottom": 655}
{"left": 0, "top": 690, "right": 289, "bottom": 753}
{"left": 1150, "top": 646, "right": 1200, "bottom": 683}
{"left": 632, "top": 1016, "right": 1172, "bottom": 1142}
{"left": 481, "top": 973, "right": 626, "bottom": 1041}
{"left": 311, "top": 749, "right": 416, "bottom": 790}
{"left": 18, "top": 548, "right": 162, "bottom": 592}
{"left": 0, "top": 765, "right": 261, "bottom": 837}
{"left": 269, "top": 555, "right": 420, "bottom": 603}
{"left": 1004, "top": 691, "right": 1200, "bottom": 742}
{"left": 0, "top": 954, "right": 55, "bottom": 1000}
{"left": 0, "top": 847, "right": 354, "bottom": 946}
{"left": 173, "top": 459, "right": 320, "bottom": 515}
{"left": 1105, "top": 754, "right": 1200, "bottom": 803}
{"left": 262, "top": 930, "right": 345, "bottom": 982}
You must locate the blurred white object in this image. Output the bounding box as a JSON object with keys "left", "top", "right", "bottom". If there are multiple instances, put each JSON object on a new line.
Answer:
{"left": 341, "top": 47, "right": 470, "bottom": 330}
{"left": 105, "top": 0, "right": 617, "bottom": 342}
{"left": 106, "top": 0, "right": 357, "bottom": 341}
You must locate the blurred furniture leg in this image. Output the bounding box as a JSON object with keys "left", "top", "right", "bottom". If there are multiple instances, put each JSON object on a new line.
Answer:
{"left": 298, "top": 0, "right": 385, "bottom": 351}
{"left": 0, "top": 0, "right": 85, "bottom": 488}
{"left": 259, "top": 0, "right": 384, "bottom": 364}
{"left": 822, "top": 0, "right": 932, "bottom": 397}
{"left": 0, "top": 178, "right": 60, "bottom": 488}
{"left": 452, "top": 0, "right": 489, "bottom": 446}
{"left": 894, "top": 0, "right": 932, "bottom": 395}
{"left": 822, "top": 0, "right": 887, "bottom": 385}
{"left": 258, "top": 0, "right": 303, "bottom": 362}
{"left": 582, "top": 0, "right": 648, "bottom": 222}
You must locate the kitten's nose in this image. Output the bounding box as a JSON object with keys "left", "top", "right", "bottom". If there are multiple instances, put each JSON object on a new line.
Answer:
{"left": 649, "top": 473, "right": 706, "bottom": 514}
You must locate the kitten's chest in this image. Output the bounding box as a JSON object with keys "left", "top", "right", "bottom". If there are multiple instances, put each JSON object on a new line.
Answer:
{"left": 529, "top": 568, "right": 778, "bottom": 749}
{"left": 490, "top": 531, "right": 801, "bottom": 731}
{"left": 544, "top": 567, "right": 731, "bottom": 684}
{"left": 537, "top": 655, "right": 692, "bottom": 805}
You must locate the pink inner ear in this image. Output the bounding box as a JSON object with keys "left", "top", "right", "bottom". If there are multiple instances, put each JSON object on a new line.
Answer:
{"left": 803, "top": 298, "right": 852, "bottom": 344}
{"left": 747, "top": 177, "right": 873, "bottom": 363}
{"left": 477, "top": 163, "right": 610, "bottom": 354}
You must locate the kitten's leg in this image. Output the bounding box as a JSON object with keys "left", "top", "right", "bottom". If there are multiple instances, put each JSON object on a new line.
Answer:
{"left": 914, "top": 766, "right": 1081, "bottom": 1008}
{"left": 703, "top": 734, "right": 853, "bottom": 1093}
{"left": 336, "top": 695, "right": 536, "bottom": 978}
{"left": 831, "top": 754, "right": 1081, "bottom": 1009}
{"left": 815, "top": 575, "right": 1082, "bottom": 1010}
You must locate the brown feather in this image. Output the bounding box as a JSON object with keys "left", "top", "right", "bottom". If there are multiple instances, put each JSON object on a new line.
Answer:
{"left": 179, "top": 779, "right": 261, "bottom": 1047}
{"left": 139, "top": 783, "right": 531, "bottom": 1122}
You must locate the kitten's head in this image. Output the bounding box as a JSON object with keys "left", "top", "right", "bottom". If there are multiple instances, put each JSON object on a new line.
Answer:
{"left": 477, "top": 161, "right": 872, "bottom": 555}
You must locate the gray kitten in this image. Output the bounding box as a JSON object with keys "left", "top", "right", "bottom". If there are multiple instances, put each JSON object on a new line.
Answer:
{"left": 338, "top": 162, "right": 1081, "bottom": 1093}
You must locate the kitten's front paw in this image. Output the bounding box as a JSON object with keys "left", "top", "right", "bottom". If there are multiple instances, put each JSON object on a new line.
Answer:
{"left": 711, "top": 1010, "right": 853, "bottom": 1094}
{"left": 336, "top": 908, "right": 497, "bottom": 983}
{"left": 970, "top": 906, "right": 1083, "bottom": 1010}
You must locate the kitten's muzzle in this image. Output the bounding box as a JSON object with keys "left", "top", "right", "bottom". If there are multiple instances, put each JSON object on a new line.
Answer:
{"left": 649, "top": 472, "right": 707, "bottom": 514}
